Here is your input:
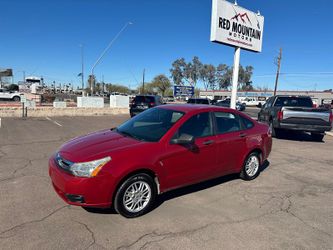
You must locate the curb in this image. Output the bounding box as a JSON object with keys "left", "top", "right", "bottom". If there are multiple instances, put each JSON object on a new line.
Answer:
{"left": 325, "top": 131, "right": 333, "bottom": 137}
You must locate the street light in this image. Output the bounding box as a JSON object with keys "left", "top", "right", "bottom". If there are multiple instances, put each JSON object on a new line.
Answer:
{"left": 90, "top": 21, "right": 133, "bottom": 95}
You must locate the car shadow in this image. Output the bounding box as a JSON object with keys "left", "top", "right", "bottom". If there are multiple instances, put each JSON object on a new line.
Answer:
{"left": 82, "top": 160, "right": 270, "bottom": 215}
{"left": 276, "top": 130, "right": 325, "bottom": 142}
{"left": 154, "top": 160, "right": 270, "bottom": 209}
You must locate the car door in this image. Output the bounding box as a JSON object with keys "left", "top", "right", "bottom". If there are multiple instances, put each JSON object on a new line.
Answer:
{"left": 258, "top": 97, "right": 273, "bottom": 122}
{"left": 213, "top": 111, "right": 247, "bottom": 175}
{"left": 161, "top": 112, "right": 218, "bottom": 190}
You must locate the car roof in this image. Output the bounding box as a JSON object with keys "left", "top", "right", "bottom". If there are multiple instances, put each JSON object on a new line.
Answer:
{"left": 135, "top": 95, "right": 159, "bottom": 97}
{"left": 158, "top": 104, "right": 238, "bottom": 113}
{"left": 188, "top": 98, "right": 209, "bottom": 100}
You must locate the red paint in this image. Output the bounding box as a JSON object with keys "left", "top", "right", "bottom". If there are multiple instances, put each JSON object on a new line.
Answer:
{"left": 49, "top": 105, "right": 272, "bottom": 208}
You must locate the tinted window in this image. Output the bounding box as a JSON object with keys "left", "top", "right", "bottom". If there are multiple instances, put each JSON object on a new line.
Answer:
{"left": 214, "top": 112, "right": 241, "bottom": 134}
{"left": 117, "top": 108, "right": 184, "bottom": 142}
{"left": 174, "top": 112, "right": 213, "bottom": 139}
{"left": 134, "top": 96, "right": 155, "bottom": 103}
{"left": 187, "top": 99, "right": 209, "bottom": 104}
{"left": 240, "top": 116, "right": 254, "bottom": 129}
{"left": 274, "top": 97, "right": 313, "bottom": 107}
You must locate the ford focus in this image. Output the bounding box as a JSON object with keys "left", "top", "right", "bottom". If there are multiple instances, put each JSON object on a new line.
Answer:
{"left": 49, "top": 105, "right": 272, "bottom": 218}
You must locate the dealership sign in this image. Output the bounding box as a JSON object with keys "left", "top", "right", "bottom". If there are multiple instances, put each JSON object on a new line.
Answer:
{"left": 174, "top": 86, "right": 194, "bottom": 97}
{"left": 210, "top": 0, "right": 264, "bottom": 52}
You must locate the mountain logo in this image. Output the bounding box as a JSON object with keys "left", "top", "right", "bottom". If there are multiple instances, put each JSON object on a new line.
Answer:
{"left": 231, "top": 12, "right": 252, "bottom": 26}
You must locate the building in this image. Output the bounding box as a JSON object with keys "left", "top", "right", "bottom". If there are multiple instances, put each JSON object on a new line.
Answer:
{"left": 200, "top": 90, "right": 333, "bottom": 106}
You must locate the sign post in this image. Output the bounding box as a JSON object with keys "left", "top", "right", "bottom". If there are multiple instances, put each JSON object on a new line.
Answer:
{"left": 230, "top": 47, "right": 240, "bottom": 109}
{"left": 210, "top": 0, "right": 264, "bottom": 109}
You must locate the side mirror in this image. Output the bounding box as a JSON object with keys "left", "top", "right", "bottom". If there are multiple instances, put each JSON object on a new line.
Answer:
{"left": 170, "top": 133, "right": 194, "bottom": 145}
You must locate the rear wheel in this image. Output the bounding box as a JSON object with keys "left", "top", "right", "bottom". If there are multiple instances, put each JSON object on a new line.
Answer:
{"left": 114, "top": 173, "right": 156, "bottom": 218}
{"left": 12, "top": 96, "right": 20, "bottom": 102}
{"left": 311, "top": 133, "right": 324, "bottom": 142}
{"left": 240, "top": 152, "right": 261, "bottom": 181}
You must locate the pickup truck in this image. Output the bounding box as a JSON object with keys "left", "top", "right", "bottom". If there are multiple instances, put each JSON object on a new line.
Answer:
{"left": 0, "top": 88, "right": 22, "bottom": 101}
{"left": 258, "top": 95, "right": 333, "bottom": 141}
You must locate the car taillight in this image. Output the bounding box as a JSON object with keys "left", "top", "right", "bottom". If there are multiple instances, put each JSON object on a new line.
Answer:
{"left": 278, "top": 111, "right": 283, "bottom": 121}
{"left": 329, "top": 112, "right": 333, "bottom": 124}
{"left": 149, "top": 102, "right": 155, "bottom": 107}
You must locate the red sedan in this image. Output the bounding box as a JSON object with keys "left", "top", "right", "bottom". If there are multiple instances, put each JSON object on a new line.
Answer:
{"left": 49, "top": 105, "right": 272, "bottom": 218}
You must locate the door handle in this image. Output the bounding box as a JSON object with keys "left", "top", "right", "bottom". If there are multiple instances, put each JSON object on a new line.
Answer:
{"left": 203, "top": 140, "right": 214, "bottom": 145}
{"left": 239, "top": 133, "right": 247, "bottom": 138}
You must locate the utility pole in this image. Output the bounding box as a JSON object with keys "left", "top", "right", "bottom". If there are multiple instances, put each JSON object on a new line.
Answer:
{"left": 274, "top": 48, "right": 282, "bottom": 96}
{"left": 142, "top": 69, "right": 145, "bottom": 94}
{"left": 80, "top": 44, "right": 84, "bottom": 92}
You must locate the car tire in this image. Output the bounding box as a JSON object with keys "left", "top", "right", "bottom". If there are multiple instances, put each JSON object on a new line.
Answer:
{"left": 12, "top": 96, "right": 20, "bottom": 102}
{"left": 114, "top": 173, "right": 156, "bottom": 218}
{"left": 240, "top": 152, "right": 261, "bottom": 181}
{"left": 311, "top": 133, "right": 324, "bottom": 142}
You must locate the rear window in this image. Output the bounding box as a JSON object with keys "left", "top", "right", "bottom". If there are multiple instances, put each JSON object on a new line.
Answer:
{"left": 187, "top": 99, "right": 209, "bottom": 104}
{"left": 134, "top": 96, "right": 155, "bottom": 103}
{"left": 274, "top": 97, "right": 313, "bottom": 107}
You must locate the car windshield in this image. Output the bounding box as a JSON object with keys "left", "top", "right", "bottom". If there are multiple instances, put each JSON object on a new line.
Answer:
{"left": 188, "top": 99, "right": 209, "bottom": 104}
{"left": 116, "top": 107, "right": 184, "bottom": 142}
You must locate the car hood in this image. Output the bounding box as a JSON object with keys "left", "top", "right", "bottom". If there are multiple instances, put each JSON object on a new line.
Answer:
{"left": 59, "top": 129, "right": 142, "bottom": 162}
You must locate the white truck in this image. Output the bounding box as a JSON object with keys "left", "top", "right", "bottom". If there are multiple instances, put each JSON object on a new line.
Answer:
{"left": 0, "top": 88, "right": 23, "bottom": 101}
{"left": 239, "top": 96, "right": 267, "bottom": 107}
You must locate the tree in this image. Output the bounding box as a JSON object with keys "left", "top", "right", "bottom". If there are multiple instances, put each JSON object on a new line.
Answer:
{"left": 200, "top": 64, "right": 216, "bottom": 91}
{"left": 170, "top": 58, "right": 187, "bottom": 85}
{"left": 216, "top": 64, "right": 232, "bottom": 90}
{"left": 106, "top": 83, "right": 130, "bottom": 94}
{"left": 183, "top": 56, "right": 202, "bottom": 87}
{"left": 151, "top": 74, "right": 172, "bottom": 96}
{"left": 170, "top": 56, "right": 203, "bottom": 87}
{"left": 238, "top": 65, "right": 254, "bottom": 90}
{"left": 137, "top": 82, "right": 156, "bottom": 95}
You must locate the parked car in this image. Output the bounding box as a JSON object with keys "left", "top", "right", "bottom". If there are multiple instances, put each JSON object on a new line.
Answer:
{"left": 258, "top": 95, "right": 333, "bottom": 141}
{"left": 129, "top": 95, "right": 163, "bottom": 117}
{"left": 49, "top": 104, "right": 272, "bottom": 218}
{"left": 216, "top": 99, "right": 246, "bottom": 111}
{"left": 0, "top": 88, "right": 23, "bottom": 102}
{"left": 240, "top": 97, "right": 266, "bottom": 107}
{"left": 187, "top": 98, "right": 211, "bottom": 105}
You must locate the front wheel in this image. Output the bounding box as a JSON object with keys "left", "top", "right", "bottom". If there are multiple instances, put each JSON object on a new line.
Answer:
{"left": 114, "top": 173, "right": 156, "bottom": 218}
{"left": 240, "top": 152, "right": 261, "bottom": 181}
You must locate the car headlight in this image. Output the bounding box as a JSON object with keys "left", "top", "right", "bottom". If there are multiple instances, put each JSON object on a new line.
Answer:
{"left": 70, "top": 156, "right": 111, "bottom": 178}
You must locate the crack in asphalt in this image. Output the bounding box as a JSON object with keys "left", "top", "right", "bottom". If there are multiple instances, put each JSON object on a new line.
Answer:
{"left": 72, "top": 220, "right": 100, "bottom": 250}
{"left": 0, "top": 205, "right": 69, "bottom": 239}
{"left": 120, "top": 181, "right": 333, "bottom": 250}
{"left": 116, "top": 210, "right": 282, "bottom": 250}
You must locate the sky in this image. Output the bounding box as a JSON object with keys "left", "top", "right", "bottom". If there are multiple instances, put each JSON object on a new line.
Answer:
{"left": 1, "top": 0, "right": 333, "bottom": 91}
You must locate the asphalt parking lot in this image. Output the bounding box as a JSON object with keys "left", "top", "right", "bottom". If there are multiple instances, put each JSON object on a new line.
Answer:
{"left": 0, "top": 112, "right": 333, "bottom": 249}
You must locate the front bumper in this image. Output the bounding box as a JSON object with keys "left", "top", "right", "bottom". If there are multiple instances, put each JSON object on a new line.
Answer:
{"left": 49, "top": 157, "right": 116, "bottom": 208}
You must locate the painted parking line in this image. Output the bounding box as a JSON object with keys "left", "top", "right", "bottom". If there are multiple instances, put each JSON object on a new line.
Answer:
{"left": 53, "top": 121, "right": 62, "bottom": 127}
{"left": 46, "top": 117, "right": 62, "bottom": 127}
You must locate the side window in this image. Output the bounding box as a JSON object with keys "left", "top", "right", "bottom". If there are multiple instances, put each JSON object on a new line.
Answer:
{"left": 240, "top": 116, "right": 254, "bottom": 130}
{"left": 214, "top": 112, "right": 241, "bottom": 134}
{"left": 174, "top": 112, "right": 213, "bottom": 139}
{"left": 266, "top": 97, "right": 273, "bottom": 108}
